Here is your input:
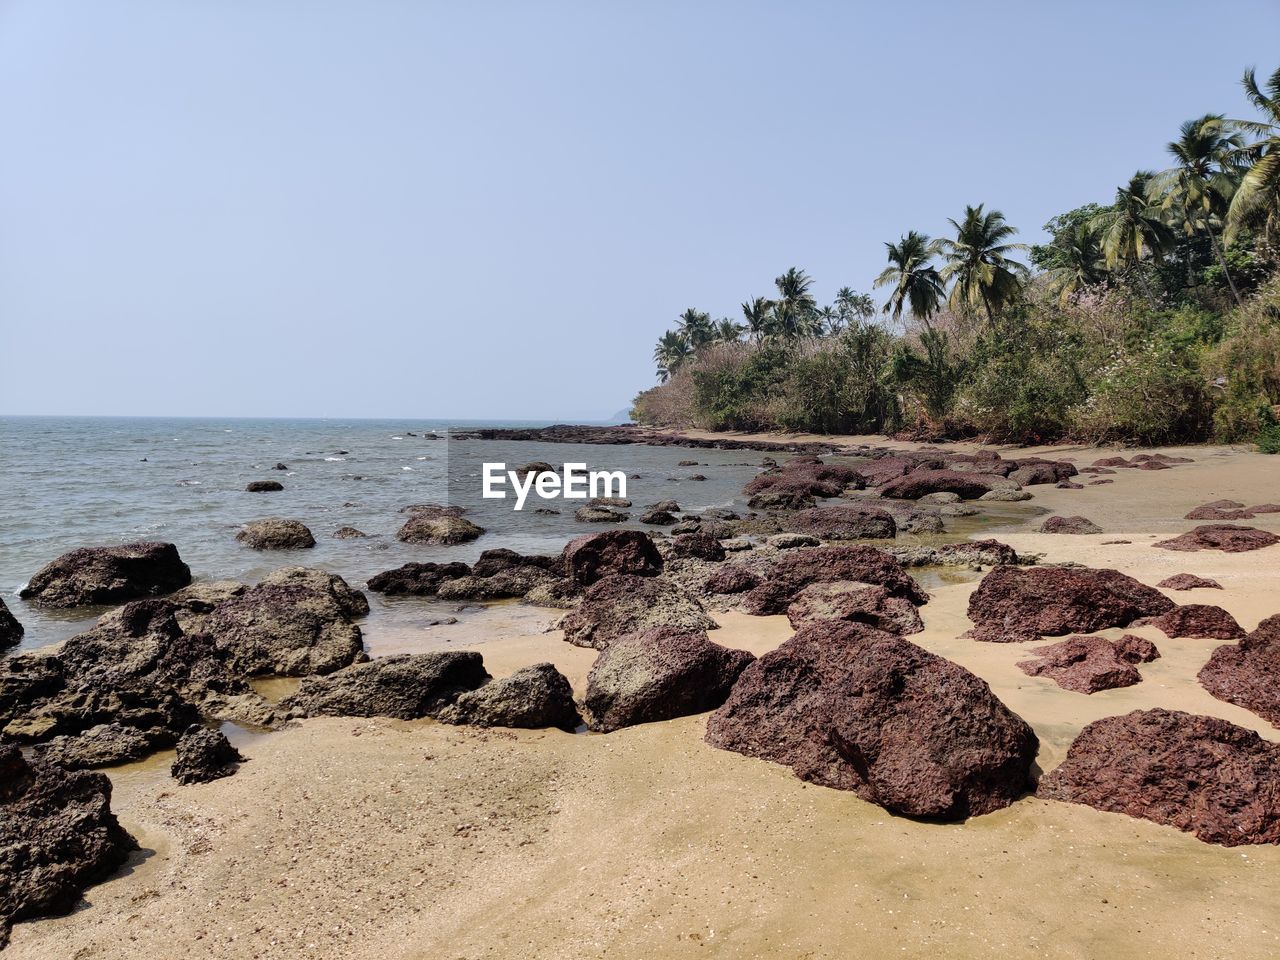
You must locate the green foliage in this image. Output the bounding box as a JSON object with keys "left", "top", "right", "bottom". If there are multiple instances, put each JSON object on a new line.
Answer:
{"left": 1069, "top": 339, "right": 1212, "bottom": 444}
{"left": 1257, "top": 419, "right": 1280, "bottom": 454}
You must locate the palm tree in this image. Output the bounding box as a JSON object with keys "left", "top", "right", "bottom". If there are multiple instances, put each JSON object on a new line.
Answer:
{"left": 1153, "top": 113, "right": 1246, "bottom": 303}
{"left": 936, "top": 206, "right": 1029, "bottom": 323}
{"left": 773, "top": 268, "right": 817, "bottom": 318}
{"left": 873, "top": 231, "right": 945, "bottom": 324}
{"left": 713, "top": 317, "right": 745, "bottom": 343}
{"left": 740, "top": 297, "right": 774, "bottom": 342}
{"left": 834, "top": 287, "right": 875, "bottom": 326}
{"left": 815, "top": 305, "right": 841, "bottom": 336}
{"left": 769, "top": 299, "right": 814, "bottom": 340}
{"left": 676, "top": 308, "right": 715, "bottom": 349}
{"left": 1094, "top": 171, "right": 1175, "bottom": 276}
{"left": 1228, "top": 65, "right": 1280, "bottom": 245}
{"left": 1043, "top": 222, "right": 1107, "bottom": 304}
{"left": 653, "top": 330, "right": 691, "bottom": 382}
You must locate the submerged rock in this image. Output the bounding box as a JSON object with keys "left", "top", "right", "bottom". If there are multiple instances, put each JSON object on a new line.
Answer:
{"left": 332, "top": 526, "right": 367, "bottom": 539}
{"left": 560, "top": 575, "right": 716, "bottom": 650}
{"left": 966, "top": 566, "right": 1174, "bottom": 643}
{"left": 1038, "top": 708, "right": 1280, "bottom": 846}
{"left": 705, "top": 623, "right": 1038, "bottom": 820}
{"left": 0, "top": 745, "right": 137, "bottom": 948}
{"left": 562, "top": 530, "right": 663, "bottom": 586}
{"left": 245, "top": 480, "right": 284, "bottom": 492}
{"left": 438, "top": 663, "right": 581, "bottom": 731}
{"left": 236, "top": 519, "right": 316, "bottom": 550}
{"left": 1153, "top": 524, "right": 1280, "bottom": 553}
{"left": 584, "top": 626, "right": 754, "bottom": 732}
{"left": 19, "top": 542, "right": 192, "bottom": 608}
{"left": 171, "top": 726, "right": 242, "bottom": 784}
{"left": 282, "top": 652, "right": 490, "bottom": 720}
{"left": 1199, "top": 614, "right": 1280, "bottom": 725}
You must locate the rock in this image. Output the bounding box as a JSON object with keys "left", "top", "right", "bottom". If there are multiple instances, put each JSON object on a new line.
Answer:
{"left": 0, "top": 745, "right": 137, "bottom": 947}
{"left": 1141, "top": 604, "right": 1245, "bottom": 640}
{"left": 649, "top": 500, "right": 682, "bottom": 513}
{"left": 677, "top": 459, "right": 699, "bottom": 466}
{"left": 1114, "top": 633, "right": 1162, "bottom": 663}
{"left": 917, "top": 491, "right": 962, "bottom": 504}
{"left": 588, "top": 496, "right": 632, "bottom": 508}
{"left": 559, "top": 575, "right": 716, "bottom": 650}
{"left": 438, "top": 663, "right": 581, "bottom": 731}
{"left": 880, "top": 469, "right": 1015, "bottom": 501}
{"left": 0, "top": 597, "right": 23, "bottom": 649}
{"left": 33, "top": 722, "right": 160, "bottom": 769}
{"left": 522, "top": 577, "right": 583, "bottom": 609}
{"left": 1130, "top": 453, "right": 1193, "bottom": 465}
{"left": 272, "top": 462, "right": 288, "bottom": 470}
{"left": 687, "top": 474, "right": 707, "bottom": 481}
{"left": 1185, "top": 499, "right": 1253, "bottom": 521}
{"left": 258, "top": 567, "right": 369, "bottom": 618}
{"left": 436, "top": 564, "right": 555, "bottom": 601}
{"left": 1038, "top": 709, "right": 1280, "bottom": 846}
{"left": 236, "top": 519, "right": 316, "bottom": 550}
{"left": 703, "top": 565, "right": 763, "bottom": 595}
{"left": 704, "top": 507, "right": 741, "bottom": 521}
{"left": 1009, "top": 459, "right": 1078, "bottom": 485}
{"left": 873, "top": 501, "right": 943, "bottom": 534}
{"left": 19, "top": 542, "right": 192, "bottom": 608}
{"left": 966, "top": 566, "right": 1174, "bottom": 643}
{"left": 740, "top": 546, "right": 927, "bottom": 616}
{"left": 1016, "top": 635, "right": 1146, "bottom": 694}
{"left": 396, "top": 513, "right": 485, "bottom": 545}
{"left": 399, "top": 503, "right": 466, "bottom": 516}
{"left": 332, "top": 526, "right": 367, "bottom": 539}
{"left": 282, "top": 652, "right": 490, "bottom": 719}
{"left": 562, "top": 530, "right": 663, "bottom": 586}
{"left": 785, "top": 582, "right": 925, "bottom": 635}
{"left": 205, "top": 583, "right": 364, "bottom": 677}
{"left": 639, "top": 509, "right": 677, "bottom": 525}
{"left": 1199, "top": 614, "right": 1280, "bottom": 725}
{"left": 743, "top": 463, "right": 866, "bottom": 502}
{"left": 890, "top": 539, "right": 1020, "bottom": 568}
{"left": 584, "top": 627, "right": 754, "bottom": 732}
{"left": 1153, "top": 524, "right": 1280, "bottom": 553}
{"left": 720, "top": 538, "right": 753, "bottom": 552}
{"left": 667, "top": 532, "right": 726, "bottom": 562}
{"left": 1092, "top": 456, "right": 1130, "bottom": 467}
{"left": 245, "top": 480, "right": 283, "bottom": 492}
{"left": 171, "top": 726, "right": 242, "bottom": 784}
{"left": 766, "top": 533, "right": 820, "bottom": 550}
{"left": 514, "top": 461, "right": 556, "bottom": 480}
{"left": 367, "top": 561, "right": 471, "bottom": 596}
{"left": 705, "top": 623, "right": 1037, "bottom": 820}
{"left": 747, "top": 490, "right": 816, "bottom": 511}
{"left": 977, "top": 489, "right": 1032, "bottom": 502}
{"left": 777, "top": 504, "right": 897, "bottom": 540}
{"left": 1157, "top": 573, "right": 1223, "bottom": 590}
{"left": 1039, "top": 515, "right": 1102, "bottom": 535}
{"left": 574, "top": 505, "right": 629, "bottom": 523}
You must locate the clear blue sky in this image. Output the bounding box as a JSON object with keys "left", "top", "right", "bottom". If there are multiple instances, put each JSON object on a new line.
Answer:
{"left": 2, "top": 1, "right": 1277, "bottom": 419}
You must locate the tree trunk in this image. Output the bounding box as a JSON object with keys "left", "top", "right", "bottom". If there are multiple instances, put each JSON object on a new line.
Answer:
{"left": 1208, "top": 226, "right": 1243, "bottom": 306}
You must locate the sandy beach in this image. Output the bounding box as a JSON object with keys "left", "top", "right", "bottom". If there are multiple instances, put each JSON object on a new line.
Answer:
{"left": 7, "top": 436, "right": 1280, "bottom": 960}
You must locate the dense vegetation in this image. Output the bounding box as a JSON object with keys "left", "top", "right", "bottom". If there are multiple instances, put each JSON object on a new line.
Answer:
{"left": 634, "top": 66, "right": 1280, "bottom": 449}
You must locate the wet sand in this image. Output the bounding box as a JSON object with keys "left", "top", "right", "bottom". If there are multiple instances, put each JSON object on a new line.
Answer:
{"left": 8, "top": 439, "right": 1280, "bottom": 959}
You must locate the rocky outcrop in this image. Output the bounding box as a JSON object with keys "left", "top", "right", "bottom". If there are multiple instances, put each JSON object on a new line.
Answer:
{"left": 0, "top": 598, "right": 23, "bottom": 649}
{"left": 706, "top": 623, "right": 1038, "bottom": 820}
{"left": 966, "top": 566, "right": 1174, "bottom": 643}
{"left": 0, "top": 745, "right": 137, "bottom": 948}
{"left": 281, "top": 652, "right": 490, "bottom": 719}
{"left": 739, "top": 546, "right": 928, "bottom": 616}
{"left": 245, "top": 480, "right": 283, "bottom": 492}
{"left": 574, "top": 506, "right": 629, "bottom": 523}
{"left": 259, "top": 567, "right": 369, "bottom": 618}
{"left": 1016, "top": 634, "right": 1158, "bottom": 694}
{"left": 171, "top": 726, "right": 242, "bottom": 784}
{"left": 33, "top": 723, "right": 160, "bottom": 769}
{"left": 785, "top": 582, "right": 925, "bottom": 635}
{"left": 1038, "top": 709, "right": 1280, "bottom": 845}
{"left": 880, "top": 470, "right": 1016, "bottom": 501}
{"left": 1008, "top": 459, "right": 1078, "bottom": 486}
{"left": 1039, "top": 516, "right": 1102, "bottom": 535}
{"left": 639, "top": 509, "right": 678, "bottom": 525}
{"left": 1157, "top": 573, "right": 1223, "bottom": 590}
{"left": 1184, "top": 500, "right": 1280, "bottom": 521}
{"left": 236, "top": 519, "right": 316, "bottom": 550}
{"left": 562, "top": 530, "right": 663, "bottom": 586}
{"left": 1153, "top": 524, "right": 1280, "bottom": 553}
{"left": 703, "top": 565, "right": 763, "bottom": 595}
{"left": 396, "top": 513, "right": 485, "bottom": 545}
{"left": 743, "top": 462, "right": 866, "bottom": 503}
{"left": 667, "top": 532, "right": 726, "bottom": 562}
{"left": 19, "top": 542, "right": 192, "bottom": 608}
{"left": 583, "top": 627, "right": 754, "bottom": 732}
{"left": 1198, "top": 614, "right": 1280, "bottom": 725}
{"left": 560, "top": 575, "right": 717, "bottom": 650}
{"left": 367, "top": 561, "right": 471, "bottom": 596}
{"left": 774, "top": 504, "right": 896, "bottom": 540}
{"left": 438, "top": 663, "right": 581, "bottom": 731}
{"left": 1141, "top": 604, "right": 1245, "bottom": 640}
{"left": 889, "top": 539, "right": 1020, "bottom": 569}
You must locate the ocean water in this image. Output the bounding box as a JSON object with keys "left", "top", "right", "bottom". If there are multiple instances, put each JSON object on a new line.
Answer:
{"left": 0, "top": 416, "right": 775, "bottom": 653}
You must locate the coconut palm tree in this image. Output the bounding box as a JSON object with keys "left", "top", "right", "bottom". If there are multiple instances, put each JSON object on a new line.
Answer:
{"left": 676, "top": 308, "right": 715, "bottom": 350}
{"left": 873, "top": 231, "right": 946, "bottom": 324}
{"left": 1043, "top": 222, "right": 1107, "bottom": 304}
{"left": 713, "top": 317, "right": 745, "bottom": 343}
{"left": 653, "top": 330, "right": 691, "bottom": 382}
{"left": 1153, "top": 113, "right": 1246, "bottom": 303}
{"left": 1094, "top": 171, "right": 1175, "bottom": 273}
{"left": 834, "top": 287, "right": 875, "bottom": 326}
{"left": 773, "top": 268, "right": 817, "bottom": 319}
{"left": 815, "top": 305, "right": 841, "bottom": 336}
{"left": 1228, "top": 65, "right": 1280, "bottom": 245}
{"left": 936, "top": 206, "right": 1029, "bottom": 323}
{"left": 740, "top": 297, "right": 774, "bottom": 342}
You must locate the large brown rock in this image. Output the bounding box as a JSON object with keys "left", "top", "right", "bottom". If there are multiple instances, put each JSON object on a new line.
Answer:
{"left": 1142, "top": 604, "right": 1245, "bottom": 640}
{"left": 1157, "top": 573, "right": 1223, "bottom": 590}
{"left": 281, "top": 652, "right": 490, "bottom": 720}
{"left": 19, "top": 542, "right": 191, "bottom": 608}
{"left": 171, "top": 726, "right": 242, "bottom": 785}
{"left": 739, "top": 546, "right": 927, "bottom": 616}
{"left": 705, "top": 623, "right": 1038, "bottom": 820}
{"left": 0, "top": 745, "right": 137, "bottom": 947}
{"left": 1007, "top": 458, "right": 1078, "bottom": 485}
{"left": 1153, "top": 524, "right": 1280, "bottom": 553}
{"left": 236, "top": 519, "right": 316, "bottom": 550}
{"left": 396, "top": 513, "right": 484, "bottom": 545}
{"left": 0, "top": 598, "right": 22, "bottom": 649}
{"left": 743, "top": 462, "right": 866, "bottom": 502}
{"left": 367, "top": 561, "right": 471, "bottom": 596}
{"left": 785, "top": 582, "right": 924, "bottom": 635}
{"left": 561, "top": 530, "right": 664, "bottom": 586}
{"left": 1016, "top": 635, "right": 1158, "bottom": 694}
{"left": 667, "top": 532, "right": 726, "bottom": 562}
{"left": 1199, "top": 614, "right": 1280, "bottom": 725}
{"left": 584, "top": 627, "right": 754, "bottom": 732}
{"left": 1039, "top": 516, "right": 1102, "bottom": 535}
{"left": 774, "top": 504, "right": 896, "bottom": 540}
{"left": 880, "top": 469, "right": 1016, "bottom": 501}
{"left": 437, "top": 663, "right": 581, "bottom": 731}
{"left": 559, "top": 575, "right": 716, "bottom": 650}
{"left": 966, "top": 566, "right": 1174, "bottom": 643}
{"left": 1038, "top": 708, "right": 1280, "bottom": 845}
